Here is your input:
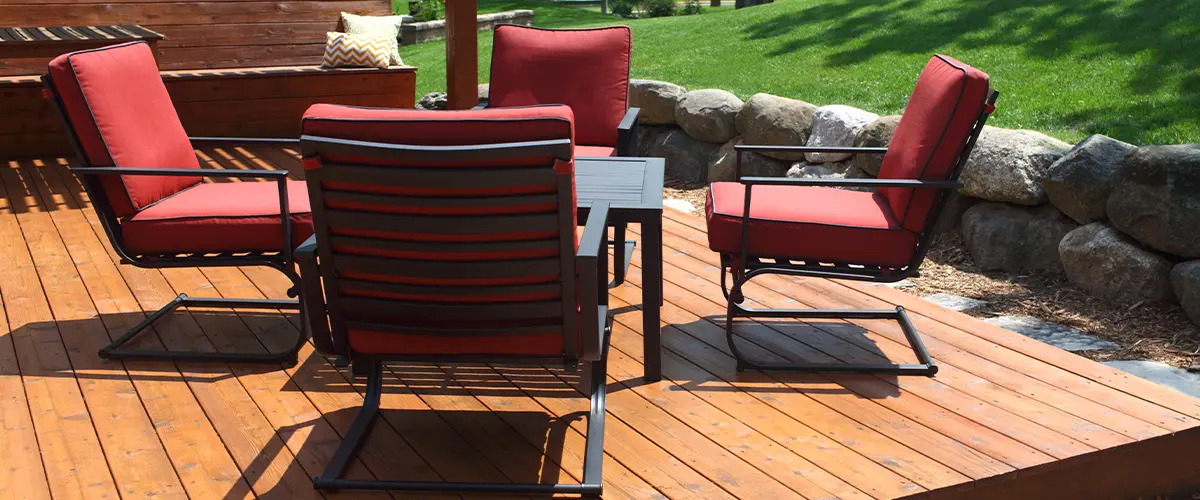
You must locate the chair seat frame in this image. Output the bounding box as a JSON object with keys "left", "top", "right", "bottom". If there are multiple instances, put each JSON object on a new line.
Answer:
{"left": 43, "top": 72, "right": 307, "bottom": 366}
{"left": 297, "top": 133, "right": 614, "bottom": 497}
{"left": 719, "top": 90, "right": 999, "bottom": 376}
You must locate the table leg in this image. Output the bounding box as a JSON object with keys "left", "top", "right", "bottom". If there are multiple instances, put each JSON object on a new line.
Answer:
{"left": 642, "top": 214, "right": 663, "bottom": 383}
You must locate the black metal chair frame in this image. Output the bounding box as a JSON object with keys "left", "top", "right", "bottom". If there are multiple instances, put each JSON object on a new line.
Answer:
{"left": 479, "top": 24, "right": 642, "bottom": 289}
{"left": 42, "top": 69, "right": 306, "bottom": 366}
{"left": 720, "top": 89, "right": 999, "bottom": 376}
{"left": 296, "top": 133, "right": 612, "bottom": 497}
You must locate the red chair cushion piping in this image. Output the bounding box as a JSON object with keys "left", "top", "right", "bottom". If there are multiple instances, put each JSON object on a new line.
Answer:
{"left": 488, "top": 25, "right": 631, "bottom": 148}
{"left": 705, "top": 183, "right": 918, "bottom": 267}
{"left": 121, "top": 180, "right": 314, "bottom": 255}
{"left": 47, "top": 42, "right": 201, "bottom": 217}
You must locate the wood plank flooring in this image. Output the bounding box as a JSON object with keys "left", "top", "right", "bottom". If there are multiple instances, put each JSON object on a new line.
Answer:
{"left": 2, "top": 147, "right": 1199, "bottom": 499}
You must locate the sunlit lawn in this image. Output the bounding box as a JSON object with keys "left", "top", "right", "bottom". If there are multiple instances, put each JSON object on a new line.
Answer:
{"left": 401, "top": 0, "right": 1200, "bottom": 144}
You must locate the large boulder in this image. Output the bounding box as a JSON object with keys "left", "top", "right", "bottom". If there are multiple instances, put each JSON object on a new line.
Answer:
{"left": 959, "top": 127, "right": 1071, "bottom": 205}
{"left": 477, "top": 84, "right": 490, "bottom": 105}
{"left": 853, "top": 115, "right": 900, "bottom": 176}
{"left": 1107, "top": 144, "right": 1200, "bottom": 258}
{"left": 733, "top": 93, "right": 817, "bottom": 161}
{"left": 645, "top": 129, "right": 721, "bottom": 185}
{"left": 629, "top": 79, "right": 686, "bottom": 125}
{"left": 1171, "top": 261, "right": 1200, "bottom": 326}
{"left": 1059, "top": 223, "right": 1175, "bottom": 304}
{"left": 805, "top": 105, "right": 879, "bottom": 163}
{"left": 786, "top": 161, "right": 870, "bottom": 191}
{"left": 674, "top": 89, "right": 743, "bottom": 143}
{"left": 708, "top": 137, "right": 791, "bottom": 182}
{"left": 634, "top": 125, "right": 673, "bottom": 157}
{"left": 933, "top": 193, "right": 977, "bottom": 235}
{"left": 961, "top": 202, "right": 1078, "bottom": 273}
{"left": 1043, "top": 134, "right": 1135, "bottom": 224}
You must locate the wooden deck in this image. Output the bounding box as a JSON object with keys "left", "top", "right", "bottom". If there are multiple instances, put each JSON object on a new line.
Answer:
{"left": 3, "top": 146, "right": 1200, "bottom": 500}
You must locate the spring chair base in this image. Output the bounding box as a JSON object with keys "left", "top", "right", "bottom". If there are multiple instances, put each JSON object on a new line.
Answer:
{"left": 314, "top": 344, "right": 610, "bottom": 498}
{"left": 98, "top": 293, "right": 305, "bottom": 366}
{"left": 725, "top": 300, "right": 938, "bottom": 376}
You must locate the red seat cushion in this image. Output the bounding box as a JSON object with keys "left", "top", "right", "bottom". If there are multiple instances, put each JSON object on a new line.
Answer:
{"left": 705, "top": 183, "right": 918, "bottom": 267}
{"left": 121, "top": 180, "right": 313, "bottom": 255}
{"left": 878, "top": 55, "right": 991, "bottom": 232}
{"left": 488, "top": 25, "right": 631, "bottom": 148}
{"left": 575, "top": 145, "right": 617, "bottom": 157}
{"left": 47, "top": 42, "right": 201, "bottom": 217}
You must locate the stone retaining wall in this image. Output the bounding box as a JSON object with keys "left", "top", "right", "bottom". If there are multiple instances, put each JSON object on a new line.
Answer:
{"left": 466, "top": 80, "right": 1200, "bottom": 328}
{"left": 400, "top": 10, "right": 535, "bottom": 46}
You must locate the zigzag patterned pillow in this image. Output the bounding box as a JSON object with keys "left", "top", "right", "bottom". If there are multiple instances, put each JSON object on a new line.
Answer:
{"left": 321, "top": 32, "right": 391, "bottom": 69}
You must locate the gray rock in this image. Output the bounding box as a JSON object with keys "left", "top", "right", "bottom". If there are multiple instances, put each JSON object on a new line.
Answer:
{"left": 416, "top": 92, "right": 447, "bottom": 110}
{"left": 986, "top": 316, "right": 1119, "bottom": 351}
{"left": 933, "top": 192, "right": 977, "bottom": 235}
{"left": 881, "top": 279, "right": 915, "bottom": 289}
{"left": 1107, "top": 144, "right": 1200, "bottom": 257}
{"left": 1059, "top": 223, "right": 1175, "bottom": 304}
{"left": 629, "top": 79, "right": 686, "bottom": 125}
{"left": 634, "top": 125, "right": 673, "bottom": 157}
{"left": 477, "top": 84, "right": 489, "bottom": 105}
{"left": 961, "top": 202, "right": 1078, "bottom": 273}
{"left": 734, "top": 93, "right": 817, "bottom": 161}
{"left": 1102, "top": 360, "right": 1200, "bottom": 400}
{"left": 805, "top": 105, "right": 879, "bottom": 163}
{"left": 853, "top": 115, "right": 901, "bottom": 176}
{"left": 785, "top": 161, "right": 870, "bottom": 191}
{"left": 1170, "top": 261, "right": 1200, "bottom": 326}
{"left": 923, "top": 293, "right": 987, "bottom": 312}
{"left": 645, "top": 129, "right": 720, "bottom": 185}
{"left": 674, "top": 89, "right": 743, "bottom": 143}
{"left": 959, "top": 126, "right": 1071, "bottom": 205}
{"left": 1043, "top": 134, "right": 1135, "bottom": 224}
{"left": 708, "top": 137, "right": 790, "bottom": 182}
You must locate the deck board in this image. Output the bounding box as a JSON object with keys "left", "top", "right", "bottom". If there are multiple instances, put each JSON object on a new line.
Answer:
{"left": 2, "top": 150, "right": 1199, "bottom": 499}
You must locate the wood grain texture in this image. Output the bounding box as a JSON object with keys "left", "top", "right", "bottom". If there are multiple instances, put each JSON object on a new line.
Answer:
{"left": 1, "top": 148, "right": 1199, "bottom": 499}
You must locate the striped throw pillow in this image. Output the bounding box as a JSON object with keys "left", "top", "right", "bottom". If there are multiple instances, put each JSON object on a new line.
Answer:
{"left": 321, "top": 32, "right": 391, "bottom": 69}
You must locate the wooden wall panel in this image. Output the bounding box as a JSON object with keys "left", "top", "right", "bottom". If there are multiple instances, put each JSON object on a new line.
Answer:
{"left": 0, "top": 0, "right": 393, "bottom": 72}
{"left": 0, "top": 67, "right": 416, "bottom": 159}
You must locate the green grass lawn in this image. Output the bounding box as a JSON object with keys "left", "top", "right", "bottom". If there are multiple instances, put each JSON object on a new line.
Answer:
{"left": 400, "top": 0, "right": 1200, "bottom": 144}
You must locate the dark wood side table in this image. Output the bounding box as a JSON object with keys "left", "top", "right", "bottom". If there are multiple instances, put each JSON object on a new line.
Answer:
{"left": 575, "top": 156, "right": 665, "bottom": 382}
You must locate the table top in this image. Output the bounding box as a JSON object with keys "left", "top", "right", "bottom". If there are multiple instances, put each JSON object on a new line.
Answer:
{"left": 575, "top": 156, "right": 665, "bottom": 212}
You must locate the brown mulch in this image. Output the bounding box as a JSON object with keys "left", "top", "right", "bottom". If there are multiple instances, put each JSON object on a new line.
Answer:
{"left": 664, "top": 185, "right": 1200, "bottom": 368}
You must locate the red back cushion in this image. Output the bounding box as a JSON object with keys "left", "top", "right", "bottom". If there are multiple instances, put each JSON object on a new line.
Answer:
{"left": 877, "top": 55, "right": 990, "bottom": 232}
{"left": 300, "top": 104, "right": 579, "bottom": 357}
{"left": 46, "top": 42, "right": 201, "bottom": 217}
{"left": 488, "top": 25, "right": 630, "bottom": 148}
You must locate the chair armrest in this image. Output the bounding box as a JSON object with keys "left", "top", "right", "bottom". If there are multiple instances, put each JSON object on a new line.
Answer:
{"left": 69, "top": 166, "right": 290, "bottom": 179}
{"left": 740, "top": 176, "right": 964, "bottom": 190}
{"left": 577, "top": 202, "right": 610, "bottom": 362}
{"left": 735, "top": 145, "right": 888, "bottom": 155}
{"left": 295, "top": 234, "right": 337, "bottom": 355}
{"left": 617, "top": 107, "right": 641, "bottom": 157}
{"left": 189, "top": 136, "right": 301, "bottom": 146}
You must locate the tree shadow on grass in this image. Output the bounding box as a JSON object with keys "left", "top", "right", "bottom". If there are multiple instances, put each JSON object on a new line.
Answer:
{"left": 742, "top": 0, "right": 1200, "bottom": 143}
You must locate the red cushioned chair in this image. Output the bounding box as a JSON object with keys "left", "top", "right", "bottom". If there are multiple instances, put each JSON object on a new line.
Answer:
{"left": 706, "top": 55, "right": 999, "bottom": 376}
{"left": 42, "top": 41, "right": 312, "bottom": 365}
{"left": 485, "top": 24, "right": 640, "bottom": 288}
{"left": 297, "top": 104, "right": 612, "bottom": 496}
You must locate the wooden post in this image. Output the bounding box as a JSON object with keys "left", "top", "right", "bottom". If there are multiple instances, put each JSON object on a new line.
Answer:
{"left": 445, "top": 0, "right": 478, "bottom": 110}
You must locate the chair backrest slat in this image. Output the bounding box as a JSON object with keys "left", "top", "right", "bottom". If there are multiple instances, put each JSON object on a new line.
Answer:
{"left": 301, "top": 104, "right": 580, "bottom": 361}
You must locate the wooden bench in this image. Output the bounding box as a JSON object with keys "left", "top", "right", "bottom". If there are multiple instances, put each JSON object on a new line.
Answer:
{"left": 0, "top": 25, "right": 165, "bottom": 76}
{"left": 0, "top": 0, "right": 416, "bottom": 159}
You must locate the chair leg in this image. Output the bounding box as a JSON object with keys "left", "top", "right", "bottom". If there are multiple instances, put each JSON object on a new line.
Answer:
{"left": 724, "top": 269, "right": 937, "bottom": 376}
{"left": 314, "top": 348, "right": 610, "bottom": 496}
{"left": 98, "top": 293, "right": 305, "bottom": 367}
{"left": 609, "top": 222, "right": 632, "bottom": 288}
